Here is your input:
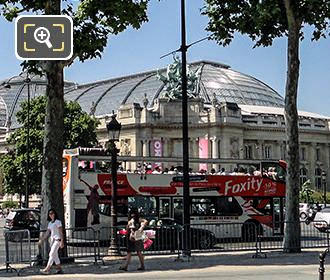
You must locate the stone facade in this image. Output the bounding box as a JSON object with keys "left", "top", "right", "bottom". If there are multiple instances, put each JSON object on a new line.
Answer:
{"left": 0, "top": 61, "right": 329, "bottom": 195}
{"left": 94, "top": 97, "right": 330, "bottom": 190}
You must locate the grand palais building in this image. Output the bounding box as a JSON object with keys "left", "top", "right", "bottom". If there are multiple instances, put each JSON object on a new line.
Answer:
{"left": 0, "top": 60, "right": 329, "bottom": 198}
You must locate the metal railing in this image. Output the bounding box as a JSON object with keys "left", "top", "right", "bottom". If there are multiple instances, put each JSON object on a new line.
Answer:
{"left": 4, "top": 219, "right": 330, "bottom": 273}
{"left": 4, "top": 229, "right": 31, "bottom": 275}
{"left": 66, "top": 227, "right": 98, "bottom": 263}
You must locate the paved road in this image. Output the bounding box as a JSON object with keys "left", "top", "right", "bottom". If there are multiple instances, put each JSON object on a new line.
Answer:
{"left": 0, "top": 216, "right": 328, "bottom": 280}
{"left": 0, "top": 250, "right": 327, "bottom": 280}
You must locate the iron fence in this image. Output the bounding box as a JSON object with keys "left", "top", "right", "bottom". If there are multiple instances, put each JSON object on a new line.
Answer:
{"left": 65, "top": 227, "right": 98, "bottom": 262}
{"left": 4, "top": 219, "right": 330, "bottom": 271}
{"left": 181, "top": 220, "right": 330, "bottom": 254}
{"left": 98, "top": 226, "right": 181, "bottom": 258}
{"left": 4, "top": 229, "right": 31, "bottom": 275}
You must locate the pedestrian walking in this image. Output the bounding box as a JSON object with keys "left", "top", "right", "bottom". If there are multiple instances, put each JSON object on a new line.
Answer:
{"left": 39, "top": 209, "right": 64, "bottom": 274}
{"left": 119, "top": 209, "right": 148, "bottom": 271}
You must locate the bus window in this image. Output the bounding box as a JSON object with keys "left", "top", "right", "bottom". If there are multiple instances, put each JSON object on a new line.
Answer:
{"left": 99, "top": 204, "right": 110, "bottom": 216}
{"left": 117, "top": 197, "right": 128, "bottom": 217}
{"left": 173, "top": 198, "right": 183, "bottom": 222}
{"left": 98, "top": 197, "right": 129, "bottom": 217}
{"left": 191, "top": 197, "right": 242, "bottom": 216}
{"left": 191, "top": 198, "right": 216, "bottom": 216}
{"left": 216, "top": 197, "right": 242, "bottom": 216}
{"left": 159, "top": 198, "right": 171, "bottom": 218}
{"left": 128, "top": 196, "right": 156, "bottom": 217}
{"left": 99, "top": 197, "right": 156, "bottom": 217}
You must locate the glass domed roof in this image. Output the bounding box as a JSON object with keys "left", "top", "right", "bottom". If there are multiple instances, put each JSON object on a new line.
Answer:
{"left": 0, "top": 61, "right": 284, "bottom": 129}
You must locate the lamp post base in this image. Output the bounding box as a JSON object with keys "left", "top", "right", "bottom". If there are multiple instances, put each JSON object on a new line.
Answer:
{"left": 103, "top": 245, "right": 124, "bottom": 262}
{"left": 107, "top": 245, "right": 121, "bottom": 256}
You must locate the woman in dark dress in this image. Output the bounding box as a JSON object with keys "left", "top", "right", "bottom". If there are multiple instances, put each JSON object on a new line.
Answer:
{"left": 120, "top": 209, "right": 147, "bottom": 271}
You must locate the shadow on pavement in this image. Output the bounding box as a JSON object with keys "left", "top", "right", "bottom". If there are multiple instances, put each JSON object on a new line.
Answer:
{"left": 1, "top": 249, "right": 329, "bottom": 278}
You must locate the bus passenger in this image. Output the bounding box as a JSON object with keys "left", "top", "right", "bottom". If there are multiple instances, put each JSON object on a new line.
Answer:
{"left": 162, "top": 167, "right": 169, "bottom": 174}
{"left": 230, "top": 167, "right": 238, "bottom": 175}
{"left": 145, "top": 164, "right": 153, "bottom": 174}
{"left": 168, "top": 166, "right": 177, "bottom": 174}
{"left": 152, "top": 166, "right": 162, "bottom": 174}
{"left": 219, "top": 168, "right": 226, "bottom": 175}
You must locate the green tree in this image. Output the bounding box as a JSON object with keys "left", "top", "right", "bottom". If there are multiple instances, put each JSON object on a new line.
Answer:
{"left": 0, "top": 0, "right": 150, "bottom": 230}
{"left": 0, "top": 96, "right": 99, "bottom": 196}
{"left": 203, "top": 0, "right": 330, "bottom": 252}
{"left": 300, "top": 180, "right": 314, "bottom": 204}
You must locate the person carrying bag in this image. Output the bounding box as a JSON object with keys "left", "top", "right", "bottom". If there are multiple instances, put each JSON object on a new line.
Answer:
{"left": 119, "top": 209, "right": 148, "bottom": 271}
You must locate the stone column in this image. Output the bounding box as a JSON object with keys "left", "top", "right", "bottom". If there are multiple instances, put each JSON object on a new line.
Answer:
{"left": 239, "top": 137, "right": 244, "bottom": 159}
{"left": 189, "top": 139, "right": 194, "bottom": 159}
{"left": 163, "top": 138, "right": 169, "bottom": 158}
{"left": 257, "top": 140, "right": 264, "bottom": 160}
{"left": 220, "top": 136, "right": 232, "bottom": 172}
{"left": 274, "top": 140, "right": 281, "bottom": 160}
{"left": 211, "top": 136, "right": 218, "bottom": 169}
{"left": 191, "top": 138, "right": 199, "bottom": 171}
{"left": 142, "top": 139, "right": 149, "bottom": 157}
{"left": 309, "top": 142, "right": 317, "bottom": 185}
{"left": 135, "top": 139, "right": 142, "bottom": 157}
{"left": 223, "top": 136, "right": 232, "bottom": 158}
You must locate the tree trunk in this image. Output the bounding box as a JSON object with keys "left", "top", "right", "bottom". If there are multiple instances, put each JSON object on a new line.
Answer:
{"left": 283, "top": 0, "right": 301, "bottom": 253}
{"left": 40, "top": 62, "right": 65, "bottom": 230}
{"left": 40, "top": 1, "right": 67, "bottom": 260}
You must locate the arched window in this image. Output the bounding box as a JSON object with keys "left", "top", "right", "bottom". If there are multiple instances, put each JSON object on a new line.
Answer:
{"left": 299, "top": 168, "right": 308, "bottom": 186}
{"left": 315, "top": 168, "right": 322, "bottom": 190}
{"left": 244, "top": 145, "right": 253, "bottom": 159}
{"left": 264, "top": 145, "right": 272, "bottom": 159}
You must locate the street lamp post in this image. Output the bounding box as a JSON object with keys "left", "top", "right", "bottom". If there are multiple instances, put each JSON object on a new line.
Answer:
{"left": 180, "top": 0, "right": 191, "bottom": 257}
{"left": 106, "top": 113, "right": 122, "bottom": 256}
{"left": 322, "top": 171, "right": 327, "bottom": 208}
{"left": 2, "top": 74, "right": 31, "bottom": 208}
{"left": 25, "top": 75, "right": 31, "bottom": 209}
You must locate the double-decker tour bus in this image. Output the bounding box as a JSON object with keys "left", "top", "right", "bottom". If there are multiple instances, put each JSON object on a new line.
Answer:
{"left": 62, "top": 148, "right": 286, "bottom": 239}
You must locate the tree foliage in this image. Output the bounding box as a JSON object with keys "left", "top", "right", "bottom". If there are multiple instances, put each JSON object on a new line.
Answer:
{"left": 202, "top": 0, "right": 330, "bottom": 46}
{"left": 0, "top": 0, "right": 150, "bottom": 70}
{"left": 300, "top": 180, "right": 314, "bottom": 203}
{"left": 0, "top": 96, "right": 100, "bottom": 195}
{"left": 203, "top": 0, "right": 330, "bottom": 252}
{"left": 0, "top": 0, "right": 150, "bottom": 233}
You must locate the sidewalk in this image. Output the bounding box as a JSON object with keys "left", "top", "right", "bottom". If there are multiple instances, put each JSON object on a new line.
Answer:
{"left": 0, "top": 249, "right": 328, "bottom": 279}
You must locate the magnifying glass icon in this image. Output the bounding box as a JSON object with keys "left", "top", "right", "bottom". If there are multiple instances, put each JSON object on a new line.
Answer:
{"left": 34, "top": 27, "right": 53, "bottom": 49}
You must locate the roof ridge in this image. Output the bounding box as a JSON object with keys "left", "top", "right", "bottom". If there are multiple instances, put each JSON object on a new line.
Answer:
{"left": 73, "top": 60, "right": 230, "bottom": 89}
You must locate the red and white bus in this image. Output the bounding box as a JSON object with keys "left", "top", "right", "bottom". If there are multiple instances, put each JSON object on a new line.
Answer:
{"left": 63, "top": 148, "right": 286, "bottom": 239}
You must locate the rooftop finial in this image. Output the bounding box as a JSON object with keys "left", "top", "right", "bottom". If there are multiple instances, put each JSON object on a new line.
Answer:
{"left": 143, "top": 93, "right": 149, "bottom": 108}
{"left": 212, "top": 92, "right": 218, "bottom": 107}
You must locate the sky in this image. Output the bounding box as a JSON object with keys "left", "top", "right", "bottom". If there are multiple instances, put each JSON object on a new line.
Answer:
{"left": 0, "top": 0, "right": 329, "bottom": 116}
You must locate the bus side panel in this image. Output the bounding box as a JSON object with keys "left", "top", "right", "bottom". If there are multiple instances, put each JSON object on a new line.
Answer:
{"left": 63, "top": 155, "right": 74, "bottom": 229}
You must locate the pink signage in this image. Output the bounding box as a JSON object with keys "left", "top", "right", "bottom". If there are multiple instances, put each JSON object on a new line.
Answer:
{"left": 153, "top": 139, "right": 162, "bottom": 168}
{"left": 199, "top": 138, "right": 208, "bottom": 171}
